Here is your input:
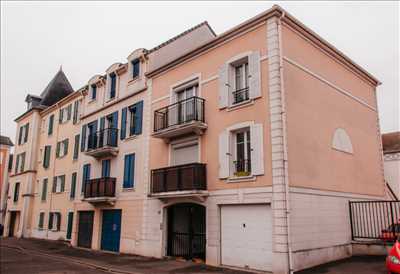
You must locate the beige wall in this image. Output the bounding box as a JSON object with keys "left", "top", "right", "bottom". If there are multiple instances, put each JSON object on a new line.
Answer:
{"left": 282, "top": 24, "right": 384, "bottom": 196}
{"left": 150, "top": 23, "right": 273, "bottom": 190}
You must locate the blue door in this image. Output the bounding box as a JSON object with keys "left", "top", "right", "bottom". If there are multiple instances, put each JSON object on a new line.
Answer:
{"left": 101, "top": 210, "right": 121, "bottom": 252}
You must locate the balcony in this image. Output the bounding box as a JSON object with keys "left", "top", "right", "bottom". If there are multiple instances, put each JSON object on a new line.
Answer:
{"left": 150, "top": 163, "right": 208, "bottom": 201}
{"left": 85, "top": 128, "right": 119, "bottom": 158}
{"left": 83, "top": 177, "right": 116, "bottom": 205}
{"left": 153, "top": 97, "right": 207, "bottom": 141}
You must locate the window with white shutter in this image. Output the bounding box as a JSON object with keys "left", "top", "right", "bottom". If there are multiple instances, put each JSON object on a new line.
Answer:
{"left": 218, "top": 63, "right": 229, "bottom": 109}
{"left": 218, "top": 130, "right": 230, "bottom": 178}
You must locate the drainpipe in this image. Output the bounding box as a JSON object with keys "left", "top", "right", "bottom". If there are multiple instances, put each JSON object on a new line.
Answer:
{"left": 277, "top": 11, "right": 294, "bottom": 274}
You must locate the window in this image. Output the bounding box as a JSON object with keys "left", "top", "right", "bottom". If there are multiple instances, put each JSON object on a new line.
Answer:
{"left": 332, "top": 128, "right": 353, "bottom": 154}
{"left": 14, "top": 152, "right": 26, "bottom": 174}
{"left": 59, "top": 104, "right": 72, "bottom": 124}
{"left": 43, "top": 145, "right": 51, "bottom": 168}
{"left": 70, "top": 172, "right": 77, "bottom": 199}
{"left": 38, "top": 212, "right": 45, "bottom": 229}
{"left": 102, "top": 159, "right": 111, "bottom": 177}
{"left": 48, "top": 114, "right": 54, "bottom": 135}
{"left": 52, "top": 175, "right": 65, "bottom": 193}
{"left": 218, "top": 123, "right": 264, "bottom": 179}
{"left": 121, "top": 101, "right": 143, "bottom": 139}
{"left": 48, "top": 212, "right": 61, "bottom": 231}
{"left": 56, "top": 139, "right": 69, "bottom": 158}
{"left": 233, "top": 62, "right": 249, "bottom": 104}
{"left": 18, "top": 123, "right": 29, "bottom": 145}
{"left": 41, "top": 178, "right": 48, "bottom": 201}
{"left": 13, "top": 182, "right": 20, "bottom": 202}
{"left": 90, "top": 84, "right": 97, "bottom": 100}
{"left": 123, "top": 154, "right": 135, "bottom": 188}
{"left": 109, "top": 73, "right": 116, "bottom": 99}
{"left": 233, "top": 129, "right": 251, "bottom": 176}
{"left": 218, "top": 51, "right": 261, "bottom": 109}
{"left": 81, "top": 164, "right": 91, "bottom": 193}
{"left": 132, "top": 59, "right": 140, "bottom": 78}
{"left": 73, "top": 134, "right": 80, "bottom": 160}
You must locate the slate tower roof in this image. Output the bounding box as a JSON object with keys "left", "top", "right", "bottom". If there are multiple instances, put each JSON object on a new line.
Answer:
{"left": 39, "top": 68, "right": 74, "bottom": 106}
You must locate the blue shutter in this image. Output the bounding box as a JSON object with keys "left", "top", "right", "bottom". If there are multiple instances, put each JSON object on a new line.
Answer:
{"left": 134, "top": 101, "right": 143, "bottom": 135}
{"left": 111, "top": 111, "right": 118, "bottom": 145}
{"left": 120, "top": 108, "right": 127, "bottom": 140}
{"left": 81, "top": 124, "right": 87, "bottom": 152}
{"left": 99, "top": 117, "right": 105, "bottom": 147}
{"left": 123, "top": 154, "right": 135, "bottom": 188}
{"left": 102, "top": 159, "right": 111, "bottom": 177}
{"left": 82, "top": 164, "right": 91, "bottom": 193}
{"left": 70, "top": 173, "right": 76, "bottom": 199}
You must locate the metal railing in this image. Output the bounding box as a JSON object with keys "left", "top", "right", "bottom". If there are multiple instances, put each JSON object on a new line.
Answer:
{"left": 87, "top": 128, "right": 118, "bottom": 151}
{"left": 84, "top": 177, "right": 116, "bottom": 198}
{"left": 232, "top": 87, "right": 249, "bottom": 104}
{"left": 151, "top": 163, "right": 207, "bottom": 193}
{"left": 154, "top": 97, "right": 205, "bottom": 132}
{"left": 233, "top": 159, "right": 251, "bottom": 176}
{"left": 349, "top": 201, "right": 400, "bottom": 242}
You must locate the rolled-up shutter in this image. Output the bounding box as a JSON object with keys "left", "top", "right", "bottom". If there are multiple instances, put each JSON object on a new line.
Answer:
{"left": 249, "top": 51, "right": 261, "bottom": 99}
{"left": 120, "top": 107, "right": 127, "bottom": 140}
{"left": 218, "top": 129, "right": 230, "bottom": 178}
{"left": 218, "top": 63, "right": 229, "bottom": 109}
{"left": 134, "top": 101, "right": 143, "bottom": 135}
{"left": 81, "top": 125, "right": 87, "bottom": 152}
{"left": 250, "top": 123, "right": 264, "bottom": 175}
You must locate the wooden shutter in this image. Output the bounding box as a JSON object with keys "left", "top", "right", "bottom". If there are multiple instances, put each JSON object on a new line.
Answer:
{"left": 218, "top": 130, "right": 230, "bottom": 178}
{"left": 48, "top": 212, "right": 54, "bottom": 230}
{"left": 60, "top": 175, "right": 65, "bottom": 192}
{"left": 67, "top": 104, "right": 72, "bottom": 120}
{"left": 249, "top": 51, "right": 261, "bottom": 99}
{"left": 218, "top": 63, "right": 229, "bottom": 108}
{"left": 24, "top": 123, "right": 29, "bottom": 143}
{"left": 134, "top": 101, "right": 143, "bottom": 135}
{"left": 56, "top": 213, "right": 61, "bottom": 231}
{"left": 70, "top": 173, "right": 76, "bottom": 199}
{"left": 56, "top": 142, "right": 61, "bottom": 157}
{"left": 120, "top": 107, "right": 127, "bottom": 140}
{"left": 73, "top": 100, "right": 79, "bottom": 124}
{"left": 250, "top": 123, "right": 264, "bottom": 175}
{"left": 64, "top": 139, "right": 69, "bottom": 156}
{"left": 81, "top": 125, "right": 87, "bottom": 152}
{"left": 48, "top": 115, "right": 54, "bottom": 135}
{"left": 73, "top": 134, "right": 80, "bottom": 159}
{"left": 20, "top": 153, "right": 25, "bottom": 172}
{"left": 123, "top": 154, "right": 134, "bottom": 188}
{"left": 41, "top": 179, "right": 48, "bottom": 201}
{"left": 52, "top": 177, "right": 57, "bottom": 193}
{"left": 18, "top": 126, "right": 23, "bottom": 145}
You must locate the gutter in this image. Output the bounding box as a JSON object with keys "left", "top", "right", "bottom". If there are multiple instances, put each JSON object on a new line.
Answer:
{"left": 277, "top": 11, "right": 294, "bottom": 274}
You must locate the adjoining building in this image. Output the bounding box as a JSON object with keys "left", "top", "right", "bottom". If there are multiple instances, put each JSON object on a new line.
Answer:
{"left": 0, "top": 135, "right": 13, "bottom": 228}
{"left": 4, "top": 5, "right": 386, "bottom": 274}
{"left": 382, "top": 132, "right": 400, "bottom": 200}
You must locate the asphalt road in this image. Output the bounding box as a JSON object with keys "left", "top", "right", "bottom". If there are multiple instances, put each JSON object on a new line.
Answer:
{"left": 0, "top": 246, "right": 107, "bottom": 274}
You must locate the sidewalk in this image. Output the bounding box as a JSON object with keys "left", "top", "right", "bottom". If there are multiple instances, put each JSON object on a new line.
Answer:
{"left": 1, "top": 237, "right": 251, "bottom": 274}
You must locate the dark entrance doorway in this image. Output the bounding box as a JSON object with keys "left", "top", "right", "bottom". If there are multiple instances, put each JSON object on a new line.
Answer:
{"left": 77, "top": 211, "right": 94, "bottom": 248}
{"left": 101, "top": 209, "right": 121, "bottom": 252}
{"left": 8, "top": 211, "right": 18, "bottom": 237}
{"left": 167, "top": 203, "right": 206, "bottom": 260}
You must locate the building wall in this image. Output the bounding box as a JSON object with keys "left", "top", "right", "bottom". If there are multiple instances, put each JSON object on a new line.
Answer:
{"left": 384, "top": 153, "right": 400, "bottom": 198}
{"left": 0, "top": 145, "right": 12, "bottom": 224}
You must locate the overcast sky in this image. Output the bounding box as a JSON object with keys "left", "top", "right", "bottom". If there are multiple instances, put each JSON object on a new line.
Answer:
{"left": 1, "top": 1, "right": 399, "bottom": 142}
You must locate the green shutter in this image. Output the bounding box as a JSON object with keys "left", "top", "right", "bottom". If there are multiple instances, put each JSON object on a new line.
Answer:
{"left": 56, "top": 142, "right": 60, "bottom": 158}
{"left": 73, "top": 100, "right": 79, "bottom": 124}
{"left": 38, "top": 213, "right": 44, "bottom": 229}
{"left": 73, "top": 134, "right": 80, "bottom": 160}
{"left": 41, "top": 179, "right": 48, "bottom": 201}
{"left": 56, "top": 213, "right": 61, "bottom": 231}
{"left": 66, "top": 212, "right": 73, "bottom": 239}
{"left": 24, "top": 123, "right": 29, "bottom": 143}
{"left": 60, "top": 175, "right": 65, "bottom": 192}
{"left": 20, "top": 153, "right": 25, "bottom": 172}
{"left": 52, "top": 177, "right": 57, "bottom": 193}
{"left": 70, "top": 172, "right": 76, "bottom": 199}
{"left": 48, "top": 114, "right": 54, "bottom": 135}
{"left": 64, "top": 139, "right": 69, "bottom": 156}
{"left": 67, "top": 104, "right": 72, "bottom": 121}
{"left": 48, "top": 212, "right": 54, "bottom": 230}
{"left": 59, "top": 109, "right": 63, "bottom": 123}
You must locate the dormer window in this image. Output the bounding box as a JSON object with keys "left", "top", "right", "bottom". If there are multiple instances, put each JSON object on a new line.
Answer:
{"left": 90, "top": 84, "right": 97, "bottom": 100}
{"left": 109, "top": 73, "right": 116, "bottom": 99}
{"left": 132, "top": 59, "right": 140, "bottom": 79}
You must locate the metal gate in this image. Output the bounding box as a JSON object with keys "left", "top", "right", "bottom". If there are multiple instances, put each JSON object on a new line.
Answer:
{"left": 167, "top": 203, "right": 206, "bottom": 259}
{"left": 349, "top": 201, "right": 400, "bottom": 241}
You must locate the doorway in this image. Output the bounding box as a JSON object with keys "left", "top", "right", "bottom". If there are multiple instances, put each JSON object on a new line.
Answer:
{"left": 77, "top": 211, "right": 94, "bottom": 248}
{"left": 167, "top": 203, "right": 206, "bottom": 260}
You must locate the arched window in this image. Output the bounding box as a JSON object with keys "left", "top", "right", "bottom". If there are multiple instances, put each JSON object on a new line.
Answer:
{"left": 332, "top": 128, "right": 353, "bottom": 154}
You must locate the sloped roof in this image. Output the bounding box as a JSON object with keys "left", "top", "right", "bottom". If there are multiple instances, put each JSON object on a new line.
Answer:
{"left": 39, "top": 69, "right": 74, "bottom": 106}
{"left": 0, "top": 135, "right": 14, "bottom": 146}
{"left": 382, "top": 132, "right": 400, "bottom": 154}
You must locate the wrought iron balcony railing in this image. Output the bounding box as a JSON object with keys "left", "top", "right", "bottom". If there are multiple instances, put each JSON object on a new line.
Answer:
{"left": 87, "top": 128, "right": 118, "bottom": 151}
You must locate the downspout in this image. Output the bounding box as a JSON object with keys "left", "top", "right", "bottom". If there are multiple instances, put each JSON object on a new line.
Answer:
{"left": 277, "top": 11, "right": 294, "bottom": 274}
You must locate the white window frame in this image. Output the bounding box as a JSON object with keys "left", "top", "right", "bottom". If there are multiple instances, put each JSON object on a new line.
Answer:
{"left": 231, "top": 127, "right": 251, "bottom": 177}
{"left": 55, "top": 176, "right": 64, "bottom": 193}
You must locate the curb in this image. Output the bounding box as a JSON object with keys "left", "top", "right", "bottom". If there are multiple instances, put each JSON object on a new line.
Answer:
{"left": 1, "top": 244, "right": 141, "bottom": 274}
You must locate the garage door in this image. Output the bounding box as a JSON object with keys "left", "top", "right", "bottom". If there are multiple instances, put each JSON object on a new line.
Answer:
{"left": 221, "top": 204, "right": 272, "bottom": 271}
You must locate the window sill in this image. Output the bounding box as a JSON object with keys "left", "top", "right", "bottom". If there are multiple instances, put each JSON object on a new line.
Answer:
{"left": 227, "top": 175, "right": 256, "bottom": 183}
{"left": 51, "top": 229, "right": 60, "bottom": 232}
{"left": 124, "top": 134, "right": 139, "bottom": 142}
{"left": 88, "top": 99, "right": 97, "bottom": 104}
{"left": 106, "top": 97, "right": 116, "bottom": 104}
{"left": 122, "top": 187, "right": 135, "bottom": 192}
{"left": 128, "top": 76, "right": 140, "bottom": 85}
{"left": 38, "top": 228, "right": 44, "bottom": 231}
{"left": 227, "top": 99, "right": 254, "bottom": 111}
{"left": 53, "top": 191, "right": 64, "bottom": 194}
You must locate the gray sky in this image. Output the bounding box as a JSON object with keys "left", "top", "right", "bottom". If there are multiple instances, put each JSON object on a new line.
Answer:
{"left": 1, "top": 1, "right": 399, "bottom": 142}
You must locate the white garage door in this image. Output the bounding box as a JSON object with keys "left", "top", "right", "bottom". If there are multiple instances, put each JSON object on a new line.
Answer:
{"left": 221, "top": 204, "right": 272, "bottom": 271}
